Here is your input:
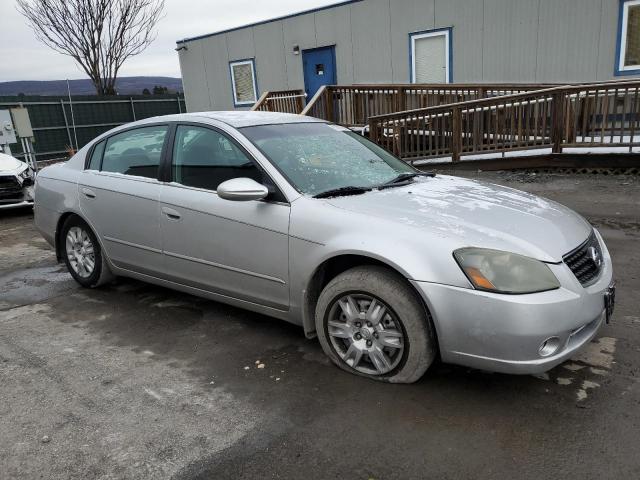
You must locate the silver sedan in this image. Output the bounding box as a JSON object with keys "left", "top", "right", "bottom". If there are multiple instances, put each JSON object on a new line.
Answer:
{"left": 34, "top": 112, "right": 615, "bottom": 383}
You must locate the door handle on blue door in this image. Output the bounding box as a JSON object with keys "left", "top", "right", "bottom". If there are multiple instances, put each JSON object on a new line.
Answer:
{"left": 81, "top": 188, "right": 96, "bottom": 199}
{"left": 162, "top": 206, "right": 181, "bottom": 220}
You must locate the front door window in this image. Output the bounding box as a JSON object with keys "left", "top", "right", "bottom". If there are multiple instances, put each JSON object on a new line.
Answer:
{"left": 172, "top": 125, "right": 263, "bottom": 191}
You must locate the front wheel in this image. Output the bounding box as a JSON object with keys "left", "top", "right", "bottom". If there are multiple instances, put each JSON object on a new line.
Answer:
{"left": 315, "top": 266, "right": 436, "bottom": 383}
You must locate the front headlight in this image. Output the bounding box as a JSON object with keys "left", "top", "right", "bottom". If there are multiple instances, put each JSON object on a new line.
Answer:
{"left": 17, "top": 166, "right": 31, "bottom": 179}
{"left": 454, "top": 247, "right": 560, "bottom": 294}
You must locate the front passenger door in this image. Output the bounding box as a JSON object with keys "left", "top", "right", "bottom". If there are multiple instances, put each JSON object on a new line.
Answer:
{"left": 159, "top": 124, "right": 290, "bottom": 310}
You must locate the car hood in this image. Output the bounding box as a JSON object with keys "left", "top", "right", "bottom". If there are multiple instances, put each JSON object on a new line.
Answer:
{"left": 0, "top": 153, "right": 27, "bottom": 175}
{"left": 324, "top": 175, "right": 591, "bottom": 262}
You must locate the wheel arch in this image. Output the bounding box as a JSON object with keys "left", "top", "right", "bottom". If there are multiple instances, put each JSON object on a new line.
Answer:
{"left": 54, "top": 210, "right": 107, "bottom": 265}
{"left": 55, "top": 211, "right": 80, "bottom": 261}
{"left": 301, "top": 252, "right": 437, "bottom": 345}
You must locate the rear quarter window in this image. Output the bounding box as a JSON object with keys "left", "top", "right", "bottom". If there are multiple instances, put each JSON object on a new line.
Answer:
{"left": 87, "top": 141, "right": 105, "bottom": 170}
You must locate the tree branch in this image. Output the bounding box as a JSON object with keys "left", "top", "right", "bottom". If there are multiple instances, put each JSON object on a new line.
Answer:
{"left": 16, "top": 0, "right": 165, "bottom": 95}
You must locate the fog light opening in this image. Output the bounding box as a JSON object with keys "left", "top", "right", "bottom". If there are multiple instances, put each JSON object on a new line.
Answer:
{"left": 538, "top": 336, "right": 561, "bottom": 357}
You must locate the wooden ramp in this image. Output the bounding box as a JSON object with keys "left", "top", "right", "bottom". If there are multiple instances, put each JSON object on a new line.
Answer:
{"left": 253, "top": 81, "right": 640, "bottom": 167}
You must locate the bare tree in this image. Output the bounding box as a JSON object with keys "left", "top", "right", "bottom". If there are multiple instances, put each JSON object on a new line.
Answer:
{"left": 17, "top": 0, "right": 165, "bottom": 95}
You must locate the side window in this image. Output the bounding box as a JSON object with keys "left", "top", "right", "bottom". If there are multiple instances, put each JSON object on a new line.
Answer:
{"left": 87, "top": 141, "right": 105, "bottom": 170}
{"left": 101, "top": 126, "right": 168, "bottom": 179}
{"left": 618, "top": 0, "right": 640, "bottom": 73}
{"left": 172, "top": 125, "right": 263, "bottom": 191}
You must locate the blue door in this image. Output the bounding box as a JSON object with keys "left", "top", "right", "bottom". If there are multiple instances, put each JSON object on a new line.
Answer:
{"left": 302, "top": 46, "right": 336, "bottom": 99}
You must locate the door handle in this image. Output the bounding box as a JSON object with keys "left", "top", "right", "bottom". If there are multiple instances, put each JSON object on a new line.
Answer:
{"left": 162, "top": 206, "right": 181, "bottom": 220}
{"left": 81, "top": 188, "right": 96, "bottom": 199}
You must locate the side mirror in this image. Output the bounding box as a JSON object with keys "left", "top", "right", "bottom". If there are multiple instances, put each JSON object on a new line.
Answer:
{"left": 217, "top": 177, "right": 269, "bottom": 202}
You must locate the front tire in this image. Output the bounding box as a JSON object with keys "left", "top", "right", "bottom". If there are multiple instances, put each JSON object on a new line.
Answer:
{"left": 61, "top": 215, "right": 112, "bottom": 288}
{"left": 315, "top": 266, "right": 436, "bottom": 383}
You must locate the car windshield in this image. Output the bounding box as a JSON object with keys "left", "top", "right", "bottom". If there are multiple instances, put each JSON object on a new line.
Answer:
{"left": 239, "top": 123, "right": 415, "bottom": 196}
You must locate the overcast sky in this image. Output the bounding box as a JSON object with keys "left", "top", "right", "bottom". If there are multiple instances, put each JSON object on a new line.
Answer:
{"left": 0, "top": 0, "right": 346, "bottom": 82}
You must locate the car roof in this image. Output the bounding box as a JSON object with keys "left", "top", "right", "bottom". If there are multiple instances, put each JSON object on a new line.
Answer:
{"left": 178, "top": 111, "right": 325, "bottom": 128}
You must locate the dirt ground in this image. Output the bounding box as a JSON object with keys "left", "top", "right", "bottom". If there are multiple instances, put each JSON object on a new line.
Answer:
{"left": 1, "top": 171, "right": 639, "bottom": 480}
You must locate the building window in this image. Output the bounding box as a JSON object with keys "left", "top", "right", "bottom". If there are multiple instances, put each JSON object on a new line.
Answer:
{"left": 409, "top": 28, "right": 452, "bottom": 84}
{"left": 229, "top": 59, "right": 258, "bottom": 106}
{"left": 617, "top": 0, "right": 640, "bottom": 75}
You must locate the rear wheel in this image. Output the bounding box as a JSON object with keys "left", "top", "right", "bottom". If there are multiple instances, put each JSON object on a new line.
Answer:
{"left": 315, "top": 266, "right": 436, "bottom": 383}
{"left": 61, "top": 216, "right": 112, "bottom": 288}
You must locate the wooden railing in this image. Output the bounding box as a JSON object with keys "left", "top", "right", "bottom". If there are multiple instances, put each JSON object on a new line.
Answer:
{"left": 300, "top": 84, "right": 555, "bottom": 126}
{"left": 368, "top": 81, "right": 640, "bottom": 162}
{"left": 252, "top": 89, "right": 306, "bottom": 114}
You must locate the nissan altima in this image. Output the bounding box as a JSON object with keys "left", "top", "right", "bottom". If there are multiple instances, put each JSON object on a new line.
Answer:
{"left": 34, "top": 112, "right": 615, "bottom": 383}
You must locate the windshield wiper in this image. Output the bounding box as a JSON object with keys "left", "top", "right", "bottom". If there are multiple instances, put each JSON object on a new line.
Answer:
{"left": 378, "top": 171, "right": 436, "bottom": 189}
{"left": 313, "top": 185, "right": 372, "bottom": 199}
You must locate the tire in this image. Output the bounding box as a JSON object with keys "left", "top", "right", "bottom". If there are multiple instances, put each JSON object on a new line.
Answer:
{"left": 315, "top": 265, "right": 436, "bottom": 383}
{"left": 61, "top": 215, "right": 113, "bottom": 288}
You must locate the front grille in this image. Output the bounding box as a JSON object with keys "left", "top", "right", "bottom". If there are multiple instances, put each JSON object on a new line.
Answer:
{"left": 0, "top": 175, "right": 23, "bottom": 202}
{"left": 563, "top": 231, "right": 603, "bottom": 286}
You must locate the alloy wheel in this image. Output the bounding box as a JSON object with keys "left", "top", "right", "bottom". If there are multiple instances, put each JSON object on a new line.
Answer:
{"left": 65, "top": 226, "right": 96, "bottom": 278}
{"left": 327, "top": 293, "right": 405, "bottom": 375}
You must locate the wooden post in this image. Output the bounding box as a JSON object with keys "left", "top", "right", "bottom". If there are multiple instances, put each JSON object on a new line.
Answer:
{"left": 325, "top": 88, "right": 333, "bottom": 122}
{"left": 355, "top": 90, "right": 362, "bottom": 125}
{"left": 399, "top": 86, "right": 407, "bottom": 112}
{"left": 368, "top": 117, "right": 376, "bottom": 142}
{"left": 296, "top": 91, "right": 304, "bottom": 113}
{"left": 551, "top": 92, "right": 564, "bottom": 153}
{"left": 452, "top": 107, "right": 462, "bottom": 162}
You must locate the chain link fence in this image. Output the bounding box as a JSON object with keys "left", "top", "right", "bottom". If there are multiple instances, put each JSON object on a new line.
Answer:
{"left": 0, "top": 94, "right": 186, "bottom": 163}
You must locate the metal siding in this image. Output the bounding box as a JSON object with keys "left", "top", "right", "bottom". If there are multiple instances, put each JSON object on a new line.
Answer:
{"left": 225, "top": 28, "right": 255, "bottom": 62}
{"left": 389, "top": 0, "right": 436, "bottom": 83}
{"left": 315, "top": 4, "right": 355, "bottom": 85}
{"left": 178, "top": 42, "right": 211, "bottom": 112}
{"left": 200, "top": 35, "right": 233, "bottom": 110}
{"left": 178, "top": 0, "right": 636, "bottom": 104}
{"left": 253, "top": 22, "right": 289, "bottom": 93}
{"left": 482, "top": 0, "right": 540, "bottom": 82}
{"left": 536, "top": 0, "right": 602, "bottom": 82}
{"left": 282, "top": 14, "right": 318, "bottom": 89}
{"left": 224, "top": 30, "right": 256, "bottom": 110}
{"left": 598, "top": 0, "right": 625, "bottom": 80}
{"left": 350, "top": 0, "right": 393, "bottom": 82}
{"left": 434, "top": 0, "right": 483, "bottom": 83}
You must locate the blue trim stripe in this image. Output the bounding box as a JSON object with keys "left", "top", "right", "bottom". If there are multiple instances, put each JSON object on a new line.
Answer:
{"left": 615, "top": 0, "right": 640, "bottom": 76}
{"left": 408, "top": 27, "right": 453, "bottom": 83}
{"left": 177, "top": 0, "right": 364, "bottom": 45}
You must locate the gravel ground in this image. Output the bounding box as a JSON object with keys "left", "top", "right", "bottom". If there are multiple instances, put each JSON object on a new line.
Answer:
{"left": 1, "top": 171, "right": 639, "bottom": 480}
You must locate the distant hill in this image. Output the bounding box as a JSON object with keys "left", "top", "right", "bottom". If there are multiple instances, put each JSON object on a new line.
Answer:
{"left": 0, "top": 77, "right": 183, "bottom": 96}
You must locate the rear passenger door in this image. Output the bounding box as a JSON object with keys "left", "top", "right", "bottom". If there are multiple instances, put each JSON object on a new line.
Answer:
{"left": 159, "top": 123, "right": 290, "bottom": 310}
{"left": 79, "top": 124, "right": 169, "bottom": 276}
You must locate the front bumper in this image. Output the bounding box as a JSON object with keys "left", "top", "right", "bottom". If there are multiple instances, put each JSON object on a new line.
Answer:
{"left": 0, "top": 178, "right": 34, "bottom": 210}
{"left": 0, "top": 199, "right": 34, "bottom": 210}
{"left": 413, "top": 233, "right": 614, "bottom": 375}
